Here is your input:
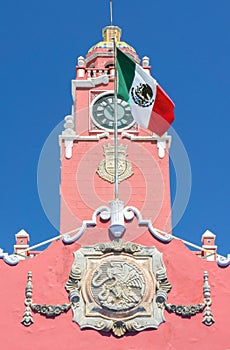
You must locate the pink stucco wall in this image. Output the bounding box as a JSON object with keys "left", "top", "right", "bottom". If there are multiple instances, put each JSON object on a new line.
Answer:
{"left": 0, "top": 231, "right": 229, "bottom": 350}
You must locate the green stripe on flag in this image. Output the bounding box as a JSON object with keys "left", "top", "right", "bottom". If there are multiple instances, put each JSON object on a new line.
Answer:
{"left": 117, "top": 48, "right": 136, "bottom": 102}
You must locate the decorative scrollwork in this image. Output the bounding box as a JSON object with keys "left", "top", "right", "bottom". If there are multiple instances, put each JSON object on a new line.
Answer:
{"left": 202, "top": 271, "right": 215, "bottom": 326}
{"left": 216, "top": 254, "right": 230, "bottom": 268}
{"left": 166, "top": 303, "right": 204, "bottom": 317}
{"left": 62, "top": 206, "right": 110, "bottom": 244}
{"left": 65, "top": 264, "right": 81, "bottom": 307}
{"left": 112, "top": 321, "right": 127, "bottom": 337}
{"left": 22, "top": 271, "right": 71, "bottom": 326}
{"left": 21, "top": 305, "right": 34, "bottom": 327}
{"left": 123, "top": 206, "right": 173, "bottom": 243}
{"left": 31, "top": 303, "right": 71, "bottom": 318}
{"left": 203, "top": 302, "right": 214, "bottom": 326}
{"left": 158, "top": 278, "right": 172, "bottom": 294}
{"left": 62, "top": 203, "right": 174, "bottom": 245}
{"left": 166, "top": 271, "right": 214, "bottom": 326}
{"left": 96, "top": 240, "right": 141, "bottom": 254}
{"left": 21, "top": 271, "right": 33, "bottom": 326}
{"left": 0, "top": 248, "right": 19, "bottom": 266}
{"left": 155, "top": 269, "right": 172, "bottom": 308}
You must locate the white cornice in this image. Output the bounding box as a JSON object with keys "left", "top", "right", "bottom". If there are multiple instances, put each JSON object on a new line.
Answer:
{"left": 59, "top": 132, "right": 109, "bottom": 159}
{"left": 14, "top": 244, "right": 29, "bottom": 249}
{"left": 202, "top": 245, "right": 217, "bottom": 249}
{"left": 72, "top": 75, "right": 109, "bottom": 100}
{"left": 121, "top": 131, "right": 171, "bottom": 158}
{"left": 85, "top": 52, "right": 114, "bottom": 64}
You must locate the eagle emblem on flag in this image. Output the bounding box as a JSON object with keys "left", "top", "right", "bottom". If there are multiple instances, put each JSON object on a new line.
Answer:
{"left": 131, "top": 83, "right": 155, "bottom": 107}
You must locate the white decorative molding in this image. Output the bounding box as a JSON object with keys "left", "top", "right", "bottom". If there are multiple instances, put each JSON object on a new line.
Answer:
{"left": 109, "top": 200, "right": 126, "bottom": 238}
{"left": 72, "top": 132, "right": 110, "bottom": 141}
{"left": 72, "top": 75, "right": 109, "bottom": 100}
{"left": 142, "top": 57, "right": 151, "bottom": 75}
{"left": 77, "top": 69, "right": 85, "bottom": 78}
{"left": 121, "top": 131, "right": 172, "bottom": 148}
{"left": 202, "top": 245, "right": 217, "bottom": 249}
{"left": 77, "top": 56, "right": 85, "bottom": 66}
{"left": 61, "top": 115, "right": 75, "bottom": 159}
{"left": 0, "top": 248, "right": 19, "bottom": 266}
{"left": 64, "top": 140, "right": 74, "bottom": 159}
{"left": 60, "top": 131, "right": 108, "bottom": 141}
{"left": 216, "top": 254, "right": 230, "bottom": 267}
{"left": 123, "top": 206, "right": 173, "bottom": 243}
{"left": 62, "top": 204, "right": 173, "bottom": 244}
{"left": 62, "top": 206, "right": 111, "bottom": 244}
{"left": 157, "top": 140, "right": 167, "bottom": 158}
{"left": 60, "top": 114, "right": 110, "bottom": 159}
{"left": 142, "top": 56, "right": 150, "bottom": 66}
{"left": 76, "top": 56, "right": 85, "bottom": 78}
{"left": 62, "top": 115, "right": 75, "bottom": 136}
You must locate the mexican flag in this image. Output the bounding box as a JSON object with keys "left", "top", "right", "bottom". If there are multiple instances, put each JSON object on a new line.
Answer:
{"left": 116, "top": 48, "right": 175, "bottom": 136}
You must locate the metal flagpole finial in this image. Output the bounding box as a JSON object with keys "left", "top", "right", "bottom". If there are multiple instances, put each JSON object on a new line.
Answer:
{"left": 110, "top": 0, "right": 113, "bottom": 26}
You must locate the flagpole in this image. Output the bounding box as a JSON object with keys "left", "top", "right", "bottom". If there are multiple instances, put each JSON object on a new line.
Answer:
{"left": 109, "top": 0, "right": 118, "bottom": 199}
{"left": 110, "top": 0, "right": 113, "bottom": 26}
{"left": 107, "top": 2, "right": 126, "bottom": 238}
{"left": 113, "top": 35, "right": 119, "bottom": 200}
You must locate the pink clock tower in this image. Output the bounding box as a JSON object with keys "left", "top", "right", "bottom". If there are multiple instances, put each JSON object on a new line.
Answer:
{"left": 60, "top": 25, "right": 172, "bottom": 245}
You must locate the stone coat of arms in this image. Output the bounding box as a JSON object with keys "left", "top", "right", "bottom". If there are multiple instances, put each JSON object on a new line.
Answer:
{"left": 65, "top": 240, "right": 171, "bottom": 337}
{"left": 97, "top": 144, "right": 133, "bottom": 183}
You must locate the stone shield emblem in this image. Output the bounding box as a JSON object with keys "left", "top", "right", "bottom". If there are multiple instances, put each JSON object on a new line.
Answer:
{"left": 65, "top": 240, "right": 172, "bottom": 337}
{"left": 97, "top": 144, "right": 133, "bottom": 183}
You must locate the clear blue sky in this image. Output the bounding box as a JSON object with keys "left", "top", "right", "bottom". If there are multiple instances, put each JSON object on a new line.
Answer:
{"left": 0, "top": 0, "right": 229, "bottom": 257}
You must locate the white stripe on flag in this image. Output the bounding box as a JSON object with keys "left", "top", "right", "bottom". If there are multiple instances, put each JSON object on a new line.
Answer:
{"left": 129, "top": 64, "right": 157, "bottom": 128}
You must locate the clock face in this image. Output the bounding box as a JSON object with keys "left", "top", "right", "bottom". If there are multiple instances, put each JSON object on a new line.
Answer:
{"left": 91, "top": 93, "right": 134, "bottom": 131}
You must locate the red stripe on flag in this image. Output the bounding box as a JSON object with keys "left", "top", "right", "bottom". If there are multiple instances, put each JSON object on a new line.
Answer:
{"left": 148, "top": 85, "right": 175, "bottom": 136}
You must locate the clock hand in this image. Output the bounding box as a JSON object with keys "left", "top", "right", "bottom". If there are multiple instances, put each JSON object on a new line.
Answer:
{"left": 107, "top": 103, "right": 114, "bottom": 114}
